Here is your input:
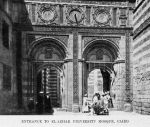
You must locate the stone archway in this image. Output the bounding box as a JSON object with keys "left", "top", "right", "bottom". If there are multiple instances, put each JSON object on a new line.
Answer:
{"left": 22, "top": 37, "right": 68, "bottom": 111}
{"left": 36, "top": 65, "right": 63, "bottom": 109}
{"left": 82, "top": 39, "right": 124, "bottom": 109}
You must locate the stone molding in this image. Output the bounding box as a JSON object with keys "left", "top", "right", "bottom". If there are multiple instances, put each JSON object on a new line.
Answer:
{"left": 24, "top": 0, "right": 133, "bottom": 7}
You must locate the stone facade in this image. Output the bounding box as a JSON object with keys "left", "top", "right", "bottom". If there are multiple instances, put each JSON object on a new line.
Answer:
{"left": 0, "top": 0, "right": 17, "bottom": 114}
{"left": 0, "top": 0, "right": 136, "bottom": 114}
{"left": 133, "top": 0, "right": 150, "bottom": 115}
{"left": 14, "top": 0, "right": 133, "bottom": 112}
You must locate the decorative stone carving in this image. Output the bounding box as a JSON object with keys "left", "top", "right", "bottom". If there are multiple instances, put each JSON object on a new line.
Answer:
{"left": 45, "top": 48, "right": 53, "bottom": 59}
{"left": 125, "top": 33, "right": 131, "bottom": 103}
{"left": 83, "top": 36, "right": 120, "bottom": 47}
{"left": 66, "top": 6, "right": 85, "bottom": 25}
{"left": 73, "top": 31, "right": 79, "bottom": 104}
{"left": 93, "top": 8, "right": 110, "bottom": 26}
{"left": 38, "top": 4, "right": 57, "bottom": 24}
{"left": 27, "top": 34, "right": 68, "bottom": 46}
{"left": 96, "top": 49, "right": 103, "bottom": 60}
{"left": 34, "top": 47, "right": 62, "bottom": 61}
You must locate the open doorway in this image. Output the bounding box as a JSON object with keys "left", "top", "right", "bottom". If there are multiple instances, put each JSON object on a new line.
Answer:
{"left": 87, "top": 68, "right": 111, "bottom": 100}
{"left": 36, "top": 66, "right": 62, "bottom": 112}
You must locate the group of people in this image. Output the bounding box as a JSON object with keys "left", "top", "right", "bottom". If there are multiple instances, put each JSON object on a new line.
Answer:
{"left": 36, "top": 91, "right": 54, "bottom": 114}
{"left": 82, "top": 91, "right": 113, "bottom": 115}
{"left": 28, "top": 91, "right": 54, "bottom": 114}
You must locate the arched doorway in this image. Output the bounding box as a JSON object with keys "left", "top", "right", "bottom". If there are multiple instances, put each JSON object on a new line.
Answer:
{"left": 87, "top": 68, "right": 111, "bottom": 100}
{"left": 26, "top": 37, "right": 68, "bottom": 112}
{"left": 82, "top": 39, "right": 119, "bottom": 99}
{"left": 36, "top": 66, "right": 62, "bottom": 108}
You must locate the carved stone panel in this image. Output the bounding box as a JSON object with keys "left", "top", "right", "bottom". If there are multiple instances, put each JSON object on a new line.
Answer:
{"left": 93, "top": 8, "right": 111, "bottom": 26}
{"left": 27, "top": 34, "right": 68, "bottom": 47}
{"left": 66, "top": 6, "right": 85, "bottom": 25}
{"left": 83, "top": 36, "right": 120, "bottom": 47}
{"left": 38, "top": 5, "right": 57, "bottom": 23}
{"left": 37, "top": 4, "right": 59, "bottom": 25}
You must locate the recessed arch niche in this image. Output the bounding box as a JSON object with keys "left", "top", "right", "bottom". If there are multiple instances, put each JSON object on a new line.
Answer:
{"left": 82, "top": 39, "right": 119, "bottom": 97}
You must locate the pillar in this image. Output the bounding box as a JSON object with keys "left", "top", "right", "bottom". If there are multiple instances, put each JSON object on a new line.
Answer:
{"left": 78, "top": 35, "right": 83, "bottom": 112}
{"left": 124, "top": 32, "right": 133, "bottom": 112}
{"left": 66, "top": 34, "right": 73, "bottom": 111}
{"left": 113, "top": 60, "right": 125, "bottom": 110}
{"left": 72, "top": 30, "right": 79, "bottom": 112}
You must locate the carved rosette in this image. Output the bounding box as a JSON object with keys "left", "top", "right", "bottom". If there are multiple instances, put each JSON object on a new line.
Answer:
{"left": 38, "top": 4, "right": 57, "bottom": 24}
{"left": 66, "top": 6, "right": 85, "bottom": 25}
{"left": 93, "top": 8, "right": 110, "bottom": 26}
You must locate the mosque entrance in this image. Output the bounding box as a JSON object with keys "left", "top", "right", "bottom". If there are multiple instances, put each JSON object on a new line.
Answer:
{"left": 82, "top": 39, "right": 119, "bottom": 100}
{"left": 36, "top": 66, "right": 61, "bottom": 109}
{"left": 26, "top": 37, "right": 67, "bottom": 112}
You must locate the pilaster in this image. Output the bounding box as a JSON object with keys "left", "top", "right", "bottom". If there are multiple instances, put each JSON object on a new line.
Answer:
{"left": 124, "top": 32, "right": 133, "bottom": 112}
{"left": 72, "top": 30, "right": 79, "bottom": 112}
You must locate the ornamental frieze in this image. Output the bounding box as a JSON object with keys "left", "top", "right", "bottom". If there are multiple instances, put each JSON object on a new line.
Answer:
{"left": 24, "top": 2, "right": 131, "bottom": 27}
{"left": 31, "top": 26, "right": 131, "bottom": 34}
{"left": 83, "top": 36, "right": 120, "bottom": 47}
{"left": 25, "top": 0, "right": 129, "bottom": 7}
{"left": 27, "top": 34, "right": 68, "bottom": 46}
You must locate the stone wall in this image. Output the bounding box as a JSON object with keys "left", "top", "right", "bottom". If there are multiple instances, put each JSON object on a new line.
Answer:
{"left": 133, "top": 0, "right": 150, "bottom": 115}
{"left": 12, "top": 0, "right": 134, "bottom": 112}
{"left": 13, "top": 0, "right": 134, "bottom": 28}
{"left": 0, "top": 0, "right": 17, "bottom": 114}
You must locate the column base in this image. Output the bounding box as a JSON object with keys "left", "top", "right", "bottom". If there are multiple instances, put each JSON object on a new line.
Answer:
{"left": 124, "top": 103, "right": 133, "bottom": 112}
{"left": 72, "top": 104, "right": 80, "bottom": 113}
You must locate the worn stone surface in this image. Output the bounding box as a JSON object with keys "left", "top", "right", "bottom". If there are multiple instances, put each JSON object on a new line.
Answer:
{"left": 133, "top": 0, "right": 150, "bottom": 115}
{"left": 0, "top": 0, "right": 17, "bottom": 114}
{"left": 0, "top": 0, "right": 136, "bottom": 114}
{"left": 124, "top": 103, "right": 133, "bottom": 112}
